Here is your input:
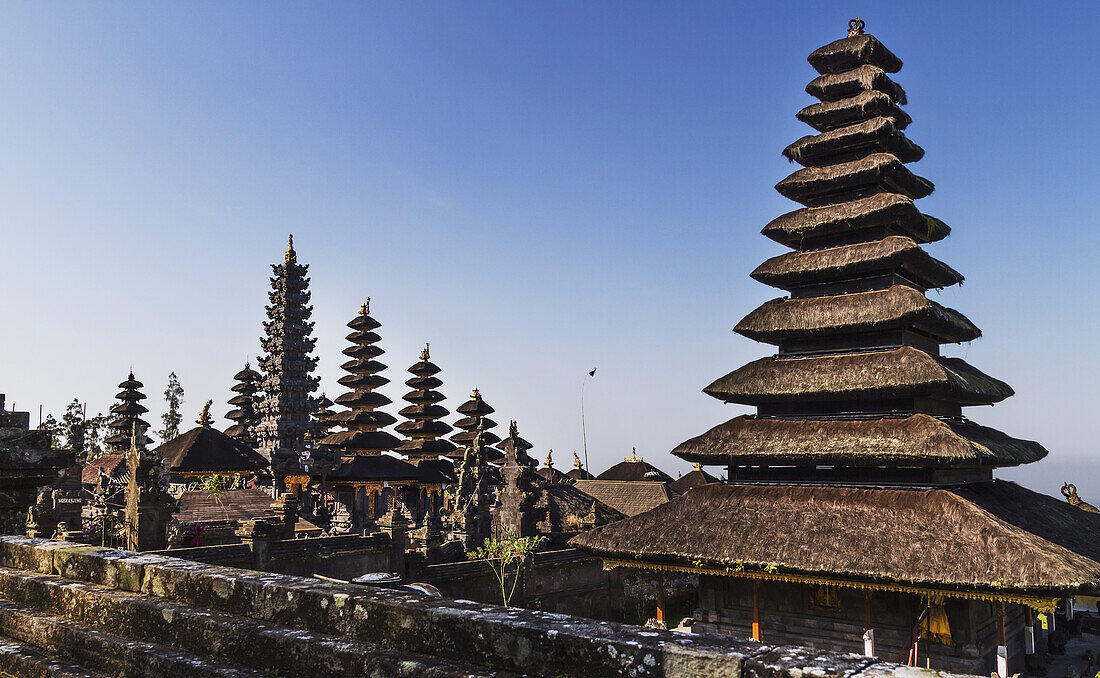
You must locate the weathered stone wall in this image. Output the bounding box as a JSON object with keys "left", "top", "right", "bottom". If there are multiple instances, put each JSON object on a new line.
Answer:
{"left": 0, "top": 536, "right": 982, "bottom": 677}
{"left": 417, "top": 547, "right": 611, "bottom": 618}
{"left": 155, "top": 533, "right": 394, "bottom": 579}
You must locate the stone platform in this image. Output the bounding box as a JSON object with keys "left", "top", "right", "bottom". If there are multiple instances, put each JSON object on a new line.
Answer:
{"left": 0, "top": 536, "right": 978, "bottom": 677}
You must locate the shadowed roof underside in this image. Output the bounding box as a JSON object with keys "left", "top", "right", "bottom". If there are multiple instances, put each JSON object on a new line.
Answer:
{"left": 672, "top": 414, "right": 1047, "bottom": 468}
{"left": 570, "top": 482, "right": 1100, "bottom": 594}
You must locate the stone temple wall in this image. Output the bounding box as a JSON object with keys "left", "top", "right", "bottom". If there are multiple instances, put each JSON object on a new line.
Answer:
{"left": 0, "top": 535, "right": 986, "bottom": 677}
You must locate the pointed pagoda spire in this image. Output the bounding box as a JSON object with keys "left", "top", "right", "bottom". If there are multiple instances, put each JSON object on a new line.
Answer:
{"left": 674, "top": 20, "right": 1046, "bottom": 478}
{"left": 395, "top": 343, "right": 457, "bottom": 462}
{"left": 447, "top": 388, "right": 504, "bottom": 463}
{"left": 104, "top": 371, "right": 152, "bottom": 452}
{"left": 225, "top": 362, "right": 262, "bottom": 447}
{"left": 255, "top": 236, "right": 320, "bottom": 470}
{"left": 321, "top": 300, "right": 402, "bottom": 455}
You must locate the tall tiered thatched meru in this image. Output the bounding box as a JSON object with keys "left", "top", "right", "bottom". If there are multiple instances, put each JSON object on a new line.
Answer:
{"left": 104, "top": 372, "right": 151, "bottom": 453}
{"left": 396, "top": 344, "right": 458, "bottom": 482}
{"left": 667, "top": 25, "right": 1045, "bottom": 482}
{"left": 322, "top": 301, "right": 417, "bottom": 483}
{"left": 572, "top": 24, "right": 1099, "bottom": 675}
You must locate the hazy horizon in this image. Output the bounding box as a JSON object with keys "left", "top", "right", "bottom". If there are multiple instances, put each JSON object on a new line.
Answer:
{"left": 2, "top": 2, "right": 1096, "bottom": 500}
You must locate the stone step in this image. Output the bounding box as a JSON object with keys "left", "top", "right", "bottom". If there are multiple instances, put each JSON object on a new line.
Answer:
{"left": 0, "top": 567, "right": 516, "bottom": 678}
{"left": 0, "top": 599, "right": 267, "bottom": 678}
{"left": 0, "top": 636, "right": 113, "bottom": 678}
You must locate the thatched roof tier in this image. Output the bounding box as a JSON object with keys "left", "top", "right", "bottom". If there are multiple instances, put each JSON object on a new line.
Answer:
{"left": 156, "top": 426, "right": 269, "bottom": 474}
{"left": 413, "top": 458, "right": 457, "bottom": 484}
{"left": 339, "top": 359, "right": 385, "bottom": 375}
{"left": 395, "top": 419, "right": 452, "bottom": 438}
{"left": 798, "top": 90, "right": 911, "bottom": 134}
{"left": 805, "top": 65, "right": 906, "bottom": 104}
{"left": 570, "top": 482, "right": 1100, "bottom": 595}
{"left": 597, "top": 455, "right": 674, "bottom": 483}
{"left": 406, "top": 376, "right": 444, "bottom": 391}
{"left": 336, "top": 374, "right": 388, "bottom": 390}
{"left": 403, "top": 389, "right": 446, "bottom": 405}
{"left": 328, "top": 454, "right": 419, "bottom": 482}
{"left": 450, "top": 429, "right": 502, "bottom": 447}
{"left": 672, "top": 414, "right": 1048, "bottom": 468}
{"left": 668, "top": 467, "right": 720, "bottom": 495}
{"left": 544, "top": 483, "right": 627, "bottom": 526}
{"left": 751, "top": 236, "right": 963, "bottom": 290}
{"left": 345, "top": 330, "right": 381, "bottom": 345}
{"left": 762, "top": 193, "right": 949, "bottom": 248}
{"left": 776, "top": 153, "right": 934, "bottom": 207}
{"left": 408, "top": 359, "right": 441, "bottom": 377}
{"left": 320, "top": 429, "right": 402, "bottom": 450}
{"left": 328, "top": 409, "right": 396, "bottom": 427}
{"left": 453, "top": 415, "right": 498, "bottom": 430}
{"left": 734, "top": 285, "right": 980, "bottom": 345}
{"left": 567, "top": 466, "right": 594, "bottom": 480}
{"left": 346, "top": 313, "right": 381, "bottom": 332}
{"left": 808, "top": 33, "right": 903, "bottom": 75}
{"left": 341, "top": 344, "right": 384, "bottom": 360}
{"left": 572, "top": 480, "right": 679, "bottom": 518}
{"left": 398, "top": 403, "right": 449, "bottom": 419}
{"left": 333, "top": 390, "right": 391, "bottom": 408}
{"left": 783, "top": 117, "right": 923, "bottom": 167}
{"left": 704, "top": 347, "right": 1013, "bottom": 406}
{"left": 232, "top": 365, "right": 261, "bottom": 383}
{"left": 455, "top": 395, "right": 495, "bottom": 417}
{"left": 398, "top": 438, "right": 457, "bottom": 456}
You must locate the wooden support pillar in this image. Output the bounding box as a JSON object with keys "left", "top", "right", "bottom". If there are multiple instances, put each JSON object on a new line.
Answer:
{"left": 996, "top": 602, "right": 1008, "bottom": 678}
{"left": 1024, "top": 606, "right": 1035, "bottom": 655}
{"left": 862, "top": 592, "right": 876, "bottom": 657}
{"left": 656, "top": 572, "right": 666, "bottom": 623}
{"left": 751, "top": 580, "right": 761, "bottom": 642}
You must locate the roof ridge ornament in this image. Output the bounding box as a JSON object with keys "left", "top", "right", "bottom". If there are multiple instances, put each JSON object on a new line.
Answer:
{"left": 545, "top": 449, "right": 553, "bottom": 468}
{"left": 285, "top": 234, "right": 296, "bottom": 264}
{"left": 573, "top": 452, "right": 583, "bottom": 469}
{"left": 625, "top": 447, "right": 642, "bottom": 462}
{"left": 420, "top": 342, "right": 430, "bottom": 361}
{"left": 359, "top": 298, "right": 370, "bottom": 316}
{"left": 847, "top": 17, "right": 865, "bottom": 37}
{"left": 196, "top": 400, "right": 214, "bottom": 428}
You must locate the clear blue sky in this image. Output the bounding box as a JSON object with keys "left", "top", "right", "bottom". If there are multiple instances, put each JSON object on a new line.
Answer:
{"left": 1, "top": 2, "right": 1096, "bottom": 499}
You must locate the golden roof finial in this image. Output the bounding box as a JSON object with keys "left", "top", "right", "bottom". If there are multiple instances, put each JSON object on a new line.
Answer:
{"left": 545, "top": 449, "right": 553, "bottom": 469}
{"left": 359, "top": 297, "right": 370, "bottom": 316}
{"left": 693, "top": 462, "right": 702, "bottom": 472}
{"left": 471, "top": 387, "right": 481, "bottom": 401}
{"left": 625, "top": 447, "right": 639, "bottom": 462}
{"left": 508, "top": 420, "right": 518, "bottom": 438}
{"left": 196, "top": 400, "right": 214, "bottom": 428}
{"left": 847, "top": 17, "right": 865, "bottom": 37}
{"left": 573, "top": 452, "right": 583, "bottom": 469}
{"left": 420, "top": 342, "right": 430, "bottom": 361}
{"left": 284, "top": 234, "right": 296, "bottom": 263}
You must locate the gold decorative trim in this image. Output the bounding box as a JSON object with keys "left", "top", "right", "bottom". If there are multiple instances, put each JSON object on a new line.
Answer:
{"left": 601, "top": 558, "right": 1060, "bottom": 613}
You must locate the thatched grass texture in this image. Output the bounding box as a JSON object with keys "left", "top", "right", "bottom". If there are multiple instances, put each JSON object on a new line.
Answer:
{"left": 798, "top": 90, "right": 912, "bottom": 133}
{"left": 762, "top": 193, "right": 949, "bottom": 248}
{"left": 808, "top": 33, "right": 903, "bottom": 75}
{"left": 751, "top": 236, "right": 963, "bottom": 290}
{"left": 783, "top": 117, "right": 923, "bottom": 167}
{"left": 734, "top": 285, "right": 980, "bottom": 344}
{"left": 806, "top": 64, "right": 907, "bottom": 104}
{"left": 671, "top": 413, "right": 1048, "bottom": 467}
{"left": 570, "top": 481, "right": 1100, "bottom": 594}
{"left": 704, "top": 346, "right": 1013, "bottom": 406}
{"left": 776, "top": 153, "right": 934, "bottom": 206}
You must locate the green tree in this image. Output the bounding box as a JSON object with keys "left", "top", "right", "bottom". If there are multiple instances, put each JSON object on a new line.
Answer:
{"left": 192, "top": 474, "right": 230, "bottom": 521}
{"left": 159, "top": 372, "right": 184, "bottom": 442}
{"left": 469, "top": 532, "right": 545, "bottom": 607}
{"left": 36, "top": 414, "right": 63, "bottom": 447}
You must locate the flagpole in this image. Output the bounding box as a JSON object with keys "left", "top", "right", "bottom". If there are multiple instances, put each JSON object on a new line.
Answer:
{"left": 581, "top": 368, "right": 596, "bottom": 472}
